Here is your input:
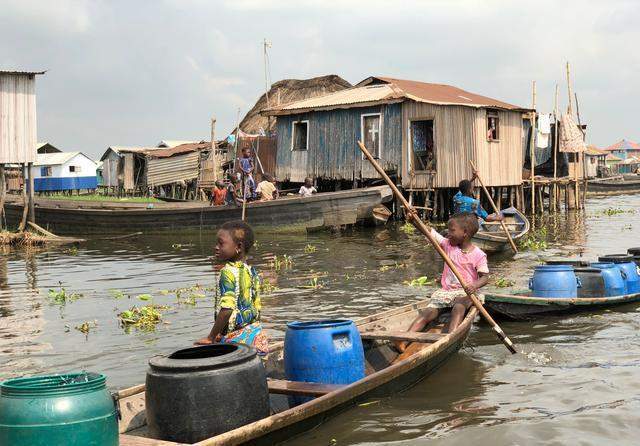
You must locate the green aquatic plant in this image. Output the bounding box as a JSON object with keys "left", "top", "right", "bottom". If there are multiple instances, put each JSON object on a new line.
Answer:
{"left": 404, "top": 276, "right": 434, "bottom": 287}
{"left": 304, "top": 244, "right": 317, "bottom": 253}
{"left": 299, "top": 276, "right": 324, "bottom": 289}
{"left": 75, "top": 320, "right": 98, "bottom": 334}
{"left": 400, "top": 222, "right": 416, "bottom": 235}
{"left": 117, "top": 304, "right": 169, "bottom": 331}
{"left": 48, "top": 284, "right": 83, "bottom": 305}
{"left": 136, "top": 294, "right": 153, "bottom": 301}
{"left": 601, "top": 207, "right": 630, "bottom": 216}
{"left": 64, "top": 246, "right": 78, "bottom": 256}
{"left": 109, "top": 289, "right": 127, "bottom": 299}
{"left": 518, "top": 227, "right": 548, "bottom": 251}
{"left": 494, "top": 277, "right": 515, "bottom": 288}
{"left": 272, "top": 254, "right": 293, "bottom": 272}
{"left": 260, "top": 277, "right": 278, "bottom": 295}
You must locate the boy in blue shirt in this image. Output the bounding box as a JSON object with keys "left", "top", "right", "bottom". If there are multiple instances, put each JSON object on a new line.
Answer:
{"left": 453, "top": 172, "right": 504, "bottom": 222}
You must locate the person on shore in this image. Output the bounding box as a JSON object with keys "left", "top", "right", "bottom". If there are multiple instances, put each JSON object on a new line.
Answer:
{"left": 453, "top": 171, "right": 504, "bottom": 222}
{"left": 238, "top": 147, "right": 256, "bottom": 200}
{"left": 225, "top": 176, "right": 243, "bottom": 207}
{"left": 195, "top": 221, "right": 268, "bottom": 355}
{"left": 256, "top": 174, "right": 278, "bottom": 201}
{"left": 396, "top": 212, "right": 489, "bottom": 352}
{"left": 210, "top": 180, "right": 227, "bottom": 206}
{"left": 299, "top": 177, "right": 317, "bottom": 198}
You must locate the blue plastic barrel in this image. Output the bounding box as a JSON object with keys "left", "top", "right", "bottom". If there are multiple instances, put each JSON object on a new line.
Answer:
{"left": 284, "top": 319, "right": 364, "bottom": 403}
{"left": 529, "top": 264, "right": 580, "bottom": 298}
{"left": 590, "top": 262, "right": 627, "bottom": 296}
{"left": 598, "top": 255, "right": 639, "bottom": 294}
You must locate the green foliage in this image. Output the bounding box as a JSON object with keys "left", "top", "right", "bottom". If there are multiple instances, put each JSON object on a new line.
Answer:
{"left": 272, "top": 254, "right": 293, "bottom": 272}
{"left": 404, "top": 276, "right": 434, "bottom": 287}
{"left": 109, "top": 289, "right": 127, "bottom": 299}
{"left": 400, "top": 222, "right": 416, "bottom": 235}
{"left": 136, "top": 294, "right": 153, "bottom": 301}
{"left": 601, "top": 207, "right": 634, "bottom": 216}
{"left": 518, "top": 227, "right": 548, "bottom": 251}
{"left": 494, "top": 277, "right": 515, "bottom": 288}
{"left": 48, "top": 285, "right": 83, "bottom": 305}
{"left": 298, "top": 276, "right": 324, "bottom": 289}
{"left": 64, "top": 246, "right": 78, "bottom": 256}
{"left": 260, "top": 277, "right": 278, "bottom": 295}
{"left": 118, "top": 304, "right": 169, "bottom": 331}
{"left": 75, "top": 320, "right": 97, "bottom": 334}
{"left": 379, "top": 261, "right": 407, "bottom": 272}
{"left": 304, "top": 244, "right": 317, "bottom": 253}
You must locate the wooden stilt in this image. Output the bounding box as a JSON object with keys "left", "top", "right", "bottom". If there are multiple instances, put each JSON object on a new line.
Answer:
{"left": 530, "top": 81, "right": 537, "bottom": 215}
{"left": 19, "top": 164, "right": 28, "bottom": 231}
{"left": 0, "top": 165, "right": 5, "bottom": 229}
{"left": 27, "top": 162, "right": 35, "bottom": 223}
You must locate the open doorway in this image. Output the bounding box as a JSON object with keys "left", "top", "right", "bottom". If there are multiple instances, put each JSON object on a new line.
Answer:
{"left": 409, "top": 119, "right": 435, "bottom": 171}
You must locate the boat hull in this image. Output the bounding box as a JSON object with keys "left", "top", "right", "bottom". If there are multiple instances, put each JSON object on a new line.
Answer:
{"left": 587, "top": 178, "right": 640, "bottom": 195}
{"left": 4, "top": 186, "right": 392, "bottom": 234}
{"left": 472, "top": 207, "right": 530, "bottom": 254}
{"left": 484, "top": 291, "right": 640, "bottom": 320}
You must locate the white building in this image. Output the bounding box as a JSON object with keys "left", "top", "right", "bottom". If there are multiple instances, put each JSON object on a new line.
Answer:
{"left": 33, "top": 152, "right": 97, "bottom": 192}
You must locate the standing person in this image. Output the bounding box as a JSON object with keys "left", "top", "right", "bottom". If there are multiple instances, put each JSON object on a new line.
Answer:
{"left": 225, "top": 176, "right": 243, "bottom": 207}
{"left": 238, "top": 147, "right": 256, "bottom": 200}
{"left": 397, "top": 212, "right": 489, "bottom": 352}
{"left": 195, "top": 221, "right": 268, "bottom": 355}
{"left": 298, "top": 177, "right": 317, "bottom": 198}
{"left": 256, "top": 174, "right": 278, "bottom": 201}
{"left": 210, "top": 180, "right": 227, "bottom": 206}
{"left": 453, "top": 172, "right": 504, "bottom": 222}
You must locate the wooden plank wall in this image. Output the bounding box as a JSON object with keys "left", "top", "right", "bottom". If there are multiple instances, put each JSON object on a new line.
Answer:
{"left": 0, "top": 73, "right": 37, "bottom": 164}
{"left": 123, "top": 153, "right": 134, "bottom": 190}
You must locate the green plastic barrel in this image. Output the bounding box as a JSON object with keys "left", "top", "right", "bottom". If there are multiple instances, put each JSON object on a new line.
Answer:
{"left": 0, "top": 372, "right": 118, "bottom": 446}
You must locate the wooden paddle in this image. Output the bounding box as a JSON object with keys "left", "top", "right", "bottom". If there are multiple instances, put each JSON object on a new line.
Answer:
{"left": 469, "top": 160, "right": 518, "bottom": 254}
{"left": 357, "top": 141, "right": 517, "bottom": 354}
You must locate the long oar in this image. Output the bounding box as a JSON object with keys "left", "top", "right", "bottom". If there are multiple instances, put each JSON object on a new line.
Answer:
{"left": 469, "top": 160, "right": 518, "bottom": 254}
{"left": 358, "top": 141, "right": 517, "bottom": 354}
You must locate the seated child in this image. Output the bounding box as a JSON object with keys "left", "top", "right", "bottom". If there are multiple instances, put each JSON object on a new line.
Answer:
{"left": 256, "top": 173, "right": 278, "bottom": 201}
{"left": 195, "top": 221, "right": 268, "bottom": 355}
{"left": 298, "top": 177, "right": 317, "bottom": 198}
{"left": 397, "top": 212, "right": 489, "bottom": 352}
{"left": 453, "top": 175, "right": 504, "bottom": 222}
{"left": 210, "top": 180, "right": 227, "bottom": 206}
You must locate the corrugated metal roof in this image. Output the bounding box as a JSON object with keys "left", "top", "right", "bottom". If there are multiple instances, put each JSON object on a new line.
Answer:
{"left": 604, "top": 139, "right": 640, "bottom": 152}
{"left": 147, "top": 141, "right": 210, "bottom": 158}
{"left": 0, "top": 69, "right": 46, "bottom": 75}
{"left": 157, "top": 140, "right": 200, "bottom": 148}
{"left": 264, "top": 76, "right": 526, "bottom": 115}
{"left": 109, "top": 146, "right": 161, "bottom": 154}
{"left": 606, "top": 154, "right": 623, "bottom": 162}
{"left": 147, "top": 152, "right": 200, "bottom": 186}
{"left": 34, "top": 151, "right": 95, "bottom": 166}
{"left": 585, "top": 146, "right": 607, "bottom": 156}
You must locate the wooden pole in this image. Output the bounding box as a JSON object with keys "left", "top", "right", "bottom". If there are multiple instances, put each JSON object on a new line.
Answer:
{"left": 27, "top": 162, "right": 35, "bottom": 223}
{"left": 0, "top": 165, "right": 5, "bottom": 229}
{"left": 469, "top": 161, "right": 518, "bottom": 253}
{"left": 18, "top": 164, "right": 28, "bottom": 232}
{"left": 553, "top": 84, "right": 559, "bottom": 212}
{"left": 566, "top": 62, "right": 579, "bottom": 208}
{"left": 210, "top": 118, "right": 217, "bottom": 182}
{"left": 530, "top": 81, "right": 537, "bottom": 215}
{"left": 358, "top": 141, "right": 517, "bottom": 354}
{"left": 575, "top": 92, "right": 587, "bottom": 209}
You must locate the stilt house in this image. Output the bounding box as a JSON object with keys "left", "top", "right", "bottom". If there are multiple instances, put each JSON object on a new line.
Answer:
{"left": 264, "top": 76, "right": 530, "bottom": 194}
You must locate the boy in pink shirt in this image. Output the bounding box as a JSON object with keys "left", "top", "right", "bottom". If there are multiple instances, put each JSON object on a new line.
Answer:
{"left": 397, "top": 212, "right": 488, "bottom": 352}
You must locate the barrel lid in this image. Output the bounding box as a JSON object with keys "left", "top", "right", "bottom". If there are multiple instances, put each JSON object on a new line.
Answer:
{"left": 545, "top": 258, "right": 589, "bottom": 267}
{"left": 598, "top": 254, "right": 634, "bottom": 264}
{"left": 0, "top": 372, "right": 106, "bottom": 397}
{"left": 590, "top": 262, "right": 617, "bottom": 269}
{"left": 626, "top": 247, "right": 640, "bottom": 256}
{"left": 534, "top": 264, "right": 575, "bottom": 272}
{"left": 149, "top": 343, "right": 256, "bottom": 372}
{"left": 287, "top": 319, "right": 354, "bottom": 330}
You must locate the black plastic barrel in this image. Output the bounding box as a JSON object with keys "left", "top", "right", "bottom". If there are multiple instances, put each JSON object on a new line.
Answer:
{"left": 545, "top": 258, "right": 590, "bottom": 267}
{"left": 574, "top": 267, "right": 606, "bottom": 298}
{"left": 145, "top": 344, "right": 269, "bottom": 443}
{"left": 628, "top": 248, "right": 640, "bottom": 266}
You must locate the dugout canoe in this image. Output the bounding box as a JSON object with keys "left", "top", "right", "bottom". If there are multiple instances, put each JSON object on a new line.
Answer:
{"left": 3, "top": 186, "right": 392, "bottom": 235}
{"left": 484, "top": 289, "right": 640, "bottom": 320}
{"left": 472, "top": 207, "right": 530, "bottom": 254}
{"left": 116, "top": 301, "right": 478, "bottom": 446}
{"left": 587, "top": 177, "right": 640, "bottom": 195}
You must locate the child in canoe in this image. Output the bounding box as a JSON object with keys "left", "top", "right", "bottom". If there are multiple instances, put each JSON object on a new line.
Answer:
{"left": 397, "top": 212, "right": 488, "bottom": 352}
{"left": 195, "top": 221, "right": 268, "bottom": 355}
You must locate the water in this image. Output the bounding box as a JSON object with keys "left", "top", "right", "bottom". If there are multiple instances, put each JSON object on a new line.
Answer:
{"left": 1, "top": 194, "right": 639, "bottom": 445}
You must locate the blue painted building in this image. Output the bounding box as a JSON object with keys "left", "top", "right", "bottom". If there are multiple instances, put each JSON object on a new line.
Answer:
{"left": 33, "top": 152, "right": 98, "bottom": 192}
{"left": 265, "top": 76, "right": 529, "bottom": 190}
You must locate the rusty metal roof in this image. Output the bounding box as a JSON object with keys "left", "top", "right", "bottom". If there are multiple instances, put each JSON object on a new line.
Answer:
{"left": 264, "top": 76, "right": 526, "bottom": 115}
{"left": 0, "top": 69, "right": 46, "bottom": 75}
{"left": 585, "top": 146, "right": 607, "bottom": 156}
{"left": 145, "top": 141, "right": 210, "bottom": 158}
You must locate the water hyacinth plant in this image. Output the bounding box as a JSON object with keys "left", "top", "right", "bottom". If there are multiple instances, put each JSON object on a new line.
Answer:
{"left": 117, "top": 304, "right": 170, "bottom": 332}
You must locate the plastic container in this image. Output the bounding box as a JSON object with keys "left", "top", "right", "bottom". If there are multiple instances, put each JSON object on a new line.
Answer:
{"left": 590, "top": 262, "right": 627, "bottom": 296}
{"left": 627, "top": 247, "right": 640, "bottom": 267}
{"left": 146, "top": 343, "right": 269, "bottom": 443}
{"left": 529, "top": 264, "right": 581, "bottom": 298}
{"left": 0, "top": 373, "right": 118, "bottom": 446}
{"left": 545, "top": 258, "right": 590, "bottom": 267}
{"left": 598, "top": 255, "right": 640, "bottom": 294}
{"left": 574, "top": 267, "right": 607, "bottom": 298}
{"left": 284, "top": 319, "right": 364, "bottom": 404}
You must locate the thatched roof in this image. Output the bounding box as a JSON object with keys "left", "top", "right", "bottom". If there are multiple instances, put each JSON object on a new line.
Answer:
{"left": 239, "top": 75, "right": 351, "bottom": 134}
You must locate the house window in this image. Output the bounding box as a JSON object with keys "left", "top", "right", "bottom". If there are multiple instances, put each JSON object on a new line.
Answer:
{"left": 361, "top": 113, "right": 382, "bottom": 158}
{"left": 487, "top": 110, "right": 499, "bottom": 141}
{"left": 291, "top": 120, "right": 309, "bottom": 151}
{"left": 409, "top": 119, "right": 435, "bottom": 171}
{"left": 69, "top": 165, "right": 81, "bottom": 173}
{"left": 40, "top": 166, "right": 52, "bottom": 177}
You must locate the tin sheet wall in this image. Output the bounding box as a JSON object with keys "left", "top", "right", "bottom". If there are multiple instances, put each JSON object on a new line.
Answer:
{"left": 146, "top": 152, "right": 199, "bottom": 187}
{"left": 0, "top": 74, "right": 37, "bottom": 164}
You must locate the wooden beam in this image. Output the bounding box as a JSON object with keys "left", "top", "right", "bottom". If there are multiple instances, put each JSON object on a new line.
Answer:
{"left": 267, "top": 378, "right": 345, "bottom": 397}
{"left": 360, "top": 330, "right": 445, "bottom": 343}
{"left": 119, "top": 434, "right": 187, "bottom": 446}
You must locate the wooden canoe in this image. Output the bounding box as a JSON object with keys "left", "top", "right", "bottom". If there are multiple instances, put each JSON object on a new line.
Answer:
{"left": 117, "top": 301, "right": 478, "bottom": 446}
{"left": 484, "top": 289, "right": 640, "bottom": 320}
{"left": 472, "top": 207, "right": 530, "bottom": 254}
{"left": 587, "top": 177, "right": 640, "bottom": 195}
{"left": 3, "top": 186, "right": 392, "bottom": 235}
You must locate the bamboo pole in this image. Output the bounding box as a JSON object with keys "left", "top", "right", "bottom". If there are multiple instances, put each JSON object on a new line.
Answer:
{"left": 530, "top": 81, "right": 537, "bottom": 215}
{"left": 0, "top": 165, "right": 5, "bottom": 229}
{"left": 553, "top": 84, "right": 559, "bottom": 212}
{"left": 18, "top": 164, "right": 28, "bottom": 231}
{"left": 469, "top": 161, "right": 518, "bottom": 253}
{"left": 210, "top": 117, "right": 217, "bottom": 182}
{"left": 566, "top": 62, "right": 579, "bottom": 208}
{"left": 575, "top": 92, "right": 587, "bottom": 209}
{"left": 358, "top": 141, "right": 517, "bottom": 354}
{"left": 27, "top": 162, "right": 35, "bottom": 223}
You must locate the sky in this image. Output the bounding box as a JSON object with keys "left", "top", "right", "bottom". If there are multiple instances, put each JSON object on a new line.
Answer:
{"left": 2, "top": 0, "right": 639, "bottom": 159}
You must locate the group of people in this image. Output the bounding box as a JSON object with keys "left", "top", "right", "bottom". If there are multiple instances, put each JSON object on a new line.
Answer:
{"left": 209, "top": 147, "right": 318, "bottom": 207}
{"left": 196, "top": 169, "right": 502, "bottom": 356}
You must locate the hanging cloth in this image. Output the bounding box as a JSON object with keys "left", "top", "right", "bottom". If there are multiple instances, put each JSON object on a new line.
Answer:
{"left": 536, "top": 113, "right": 551, "bottom": 148}
{"left": 559, "top": 114, "right": 586, "bottom": 153}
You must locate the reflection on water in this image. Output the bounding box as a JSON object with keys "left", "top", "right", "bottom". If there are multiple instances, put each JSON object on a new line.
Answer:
{"left": 1, "top": 194, "right": 639, "bottom": 444}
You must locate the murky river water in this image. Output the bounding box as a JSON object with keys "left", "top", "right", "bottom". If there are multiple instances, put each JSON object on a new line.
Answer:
{"left": 1, "top": 194, "right": 639, "bottom": 445}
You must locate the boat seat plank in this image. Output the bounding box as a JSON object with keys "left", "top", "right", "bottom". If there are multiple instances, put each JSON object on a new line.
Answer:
{"left": 360, "top": 330, "right": 445, "bottom": 343}
{"left": 267, "top": 378, "right": 345, "bottom": 397}
{"left": 119, "top": 434, "right": 187, "bottom": 445}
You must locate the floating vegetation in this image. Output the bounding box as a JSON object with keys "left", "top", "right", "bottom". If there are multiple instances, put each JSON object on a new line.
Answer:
{"left": 304, "top": 244, "right": 317, "bottom": 253}
{"left": 172, "top": 284, "right": 209, "bottom": 306}
{"left": 48, "top": 285, "right": 83, "bottom": 305}
{"left": 272, "top": 254, "right": 293, "bottom": 272}
{"left": 405, "top": 276, "right": 434, "bottom": 287}
{"left": 64, "top": 246, "right": 78, "bottom": 256}
{"left": 136, "top": 294, "right": 153, "bottom": 301}
{"left": 379, "top": 261, "right": 407, "bottom": 272}
{"left": 399, "top": 222, "right": 416, "bottom": 235}
{"left": 109, "top": 289, "right": 127, "bottom": 299}
{"left": 299, "top": 276, "right": 324, "bottom": 289}
{"left": 117, "top": 304, "right": 169, "bottom": 331}
{"left": 519, "top": 227, "right": 548, "bottom": 251}
{"left": 171, "top": 243, "right": 183, "bottom": 249}
{"left": 261, "top": 277, "right": 278, "bottom": 295}
{"left": 494, "top": 277, "right": 515, "bottom": 288}
{"left": 75, "top": 320, "right": 98, "bottom": 334}
{"left": 601, "top": 207, "right": 634, "bottom": 216}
